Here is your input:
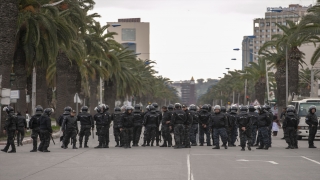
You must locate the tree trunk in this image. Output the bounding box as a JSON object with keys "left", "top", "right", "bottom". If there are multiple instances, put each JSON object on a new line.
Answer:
{"left": 67, "top": 59, "right": 81, "bottom": 111}
{"left": 89, "top": 77, "right": 98, "bottom": 113}
{"left": 104, "top": 78, "right": 117, "bottom": 112}
{"left": 26, "top": 75, "right": 32, "bottom": 114}
{"left": 56, "top": 51, "right": 69, "bottom": 119}
{"left": 288, "top": 47, "right": 302, "bottom": 96}
{"left": 0, "top": 0, "right": 18, "bottom": 136}
{"left": 275, "top": 63, "right": 286, "bottom": 117}
{"left": 13, "top": 42, "right": 27, "bottom": 115}
{"left": 36, "top": 67, "right": 48, "bottom": 108}
{"left": 254, "top": 78, "right": 266, "bottom": 106}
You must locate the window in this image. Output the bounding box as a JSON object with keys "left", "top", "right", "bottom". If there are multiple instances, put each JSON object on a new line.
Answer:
{"left": 261, "top": 41, "right": 265, "bottom": 43}
{"left": 266, "top": 22, "right": 270, "bottom": 26}
{"left": 122, "top": 43, "right": 136, "bottom": 53}
{"left": 278, "top": 15, "right": 282, "bottom": 18}
{"left": 255, "top": 47, "right": 260, "bottom": 50}
{"left": 271, "top": 22, "right": 276, "bottom": 26}
{"left": 255, "top": 23, "right": 259, "bottom": 27}
{"left": 260, "top": 29, "right": 265, "bottom": 32}
{"left": 260, "top": 23, "right": 265, "bottom": 27}
{"left": 260, "top": 35, "right": 264, "bottom": 38}
{"left": 282, "top": 22, "right": 287, "bottom": 25}
{"left": 267, "top": 35, "right": 271, "bottom": 38}
{"left": 272, "top": 29, "right": 276, "bottom": 32}
{"left": 267, "top": 29, "right": 271, "bottom": 32}
{"left": 272, "top": 16, "right": 277, "bottom": 18}
{"left": 255, "top": 29, "right": 259, "bottom": 32}
{"left": 255, "top": 41, "right": 259, "bottom": 44}
{"left": 265, "top": 16, "right": 271, "bottom": 19}
{"left": 121, "top": 28, "right": 136, "bottom": 41}
{"left": 277, "top": 29, "right": 282, "bottom": 32}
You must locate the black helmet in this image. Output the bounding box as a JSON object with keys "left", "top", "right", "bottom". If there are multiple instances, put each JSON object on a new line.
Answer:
{"left": 44, "top": 108, "right": 54, "bottom": 115}
{"left": 240, "top": 105, "right": 248, "bottom": 112}
{"left": 3, "top": 106, "right": 14, "bottom": 114}
{"left": 100, "top": 104, "right": 109, "bottom": 111}
{"left": 213, "top": 105, "right": 221, "bottom": 110}
{"left": 286, "top": 105, "right": 294, "bottom": 113}
{"left": 174, "top": 103, "right": 181, "bottom": 109}
{"left": 125, "top": 106, "right": 134, "bottom": 113}
{"left": 208, "top": 104, "right": 212, "bottom": 112}
{"left": 81, "top": 106, "right": 89, "bottom": 112}
{"left": 35, "top": 105, "right": 43, "bottom": 112}
{"left": 231, "top": 105, "right": 238, "bottom": 112}
{"left": 256, "top": 106, "right": 263, "bottom": 113}
{"left": 149, "top": 105, "right": 155, "bottom": 111}
{"left": 114, "top": 107, "right": 121, "bottom": 112}
{"left": 64, "top": 106, "right": 72, "bottom": 112}
{"left": 168, "top": 104, "right": 174, "bottom": 110}
{"left": 94, "top": 106, "right": 102, "bottom": 113}
{"left": 152, "top": 103, "right": 159, "bottom": 109}
{"left": 221, "top": 106, "right": 226, "bottom": 113}
{"left": 248, "top": 105, "right": 255, "bottom": 112}
{"left": 265, "top": 104, "right": 271, "bottom": 110}
{"left": 201, "top": 104, "right": 209, "bottom": 111}
{"left": 309, "top": 105, "right": 317, "bottom": 113}
{"left": 189, "top": 104, "right": 197, "bottom": 111}
{"left": 134, "top": 104, "right": 141, "bottom": 110}
{"left": 261, "top": 105, "right": 267, "bottom": 111}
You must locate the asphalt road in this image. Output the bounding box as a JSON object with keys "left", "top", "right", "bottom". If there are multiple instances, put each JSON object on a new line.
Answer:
{"left": 0, "top": 130, "right": 319, "bottom": 180}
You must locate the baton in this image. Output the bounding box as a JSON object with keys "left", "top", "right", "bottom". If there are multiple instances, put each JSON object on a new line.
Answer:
{"left": 51, "top": 135, "right": 55, "bottom": 145}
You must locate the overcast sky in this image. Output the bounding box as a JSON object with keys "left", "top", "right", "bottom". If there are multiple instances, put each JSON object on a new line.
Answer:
{"left": 91, "top": 0, "right": 315, "bottom": 82}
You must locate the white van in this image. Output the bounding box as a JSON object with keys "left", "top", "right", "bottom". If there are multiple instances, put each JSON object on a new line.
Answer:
{"left": 290, "top": 99, "right": 320, "bottom": 140}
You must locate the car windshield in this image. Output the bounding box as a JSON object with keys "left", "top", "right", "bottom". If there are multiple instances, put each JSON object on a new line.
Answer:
{"left": 299, "top": 103, "right": 320, "bottom": 117}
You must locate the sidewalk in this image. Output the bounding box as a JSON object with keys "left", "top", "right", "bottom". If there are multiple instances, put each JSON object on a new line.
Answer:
{"left": 0, "top": 132, "right": 60, "bottom": 145}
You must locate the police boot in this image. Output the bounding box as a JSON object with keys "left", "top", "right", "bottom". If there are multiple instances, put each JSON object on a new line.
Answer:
{"left": 253, "top": 143, "right": 259, "bottom": 147}
{"left": 285, "top": 144, "right": 292, "bottom": 149}
{"left": 156, "top": 141, "right": 160, "bottom": 146}
{"left": 128, "top": 141, "right": 132, "bottom": 148}
{"left": 142, "top": 141, "right": 147, "bottom": 147}
{"left": 160, "top": 141, "right": 167, "bottom": 147}
{"left": 241, "top": 147, "right": 245, "bottom": 151}
{"left": 228, "top": 143, "right": 235, "bottom": 147}
{"left": 79, "top": 141, "right": 82, "bottom": 148}
{"left": 223, "top": 143, "right": 228, "bottom": 149}
{"left": 151, "top": 140, "right": 154, "bottom": 146}
{"left": 212, "top": 146, "right": 220, "bottom": 149}
{"left": 73, "top": 144, "right": 78, "bottom": 149}
{"left": 207, "top": 143, "right": 212, "bottom": 146}
{"left": 115, "top": 141, "right": 119, "bottom": 147}
{"left": 147, "top": 141, "right": 150, "bottom": 146}
{"left": 43, "top": 148, "right": 50, "bottom": 152}
{"left": 199, "top": 143, "right": 204, "bottom": 146}
{"left": 20, "top": 141, "right": 23, "bottom": 146}
{"left": 1, "top": 149, "right": 8, "bottom": 153}
{"left": 309, "top": 145, "right": 317, "bottom": 148}
{"left": 63, "top": 143, "right": 68, "bottom": 149}
{"left": 103, "top": 143, "right": 109, "bottom": 148}
{"left": 17, "top": 140, "right": 20, "bottom": 146}
{"left": 168, "top": 141, "right": 172, "bottom": 147}
{"left": 247, "top": 144, "right": 251, "bottom": 151}
{"left": 84, "top": 142, "right": 89, "bottom": 148}
{"left": 94, "top": 142, "right": 103, "bottom": 148}
{"left": 191, "top": 143, "right": 197, "bottom": 146}
{"left": 256, "top": 145, "right": 264, "bottom": 149}
{"left": 263, "top": 145, "right": 269, "bottom": 150}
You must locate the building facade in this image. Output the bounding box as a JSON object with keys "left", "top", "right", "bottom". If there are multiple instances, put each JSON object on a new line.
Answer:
{"left": 171, "top": 77, "right": 196, "bottom": 105}
{"left": 107, "top": 18, "right": 150, "bottom": 60}
{"left": 242, "top": 36, "right": 254, "bottom": 70}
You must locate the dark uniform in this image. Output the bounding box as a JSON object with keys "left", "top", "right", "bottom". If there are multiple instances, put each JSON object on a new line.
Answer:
{"left": 160, "top": 107, "right": 173, "bottom": 147}
{"left": 209, "top": 106, "right": 228, "bottom": 149}
{"left": 265, "top": 105, "right": 273, "bottom": 147}
{"left": 153, "top": 103, "right": 162, "bottom": 146}
{"left": 57, "top": 107, "right": 71, "bottom": 144}
{"left": 62, "top": 111, "right": 79, "bottom": 149}
{"left": 198, "top": 105, "right": 211, "bottom": 146}
{"left": 77, "top": 106, "right": 94, "bottom": 148}
{"left": 16, "top": 112, "right": 27, "bottom": 146}
{"left": 94, "top": 106, "right": 104, "bottom": 148}
{"left": 119, "top": 106, "right": 134, "bottom": 148}
{"left": 283, "top": 106, "right": 299, "bottom": 149}
{"left": 237, "top": 106, "right": 252, "bottom": 151}
{"left": 38, "top": 108, "right": 53, "bottom": 152}
{"left": 29, "top": 106, "right": 43, "bottom": 152}
{"left": 256, "top": 106, "right": 271, "bottom": 150}
{"left": 189, "top": 105, "right": 199, "bottom": 146}
{"left": 132, "top": 105, "right": 143, "bottom": 146}
{"left": 248, "top": 106, "right": 258, "bottom": 146}
{"left": 183, "top": 106, "right": 193, "bottom": 148}
{"left": 305, "top": 105, "right": 319, "bottom": 148}
{"left": 100, "top": 105, "right": 111, "bottom": 148}
{"left": 171, "top": 104, "right": 187, "bottom": 149}
{"left": 142, "top": 106, "right": 159, "bottom": 146}
{"left": 228, "top": 106, "right": 238, "bottom": 146}
{"left": 1, "top": 106, "right": 18, "bottom": 153}
{"left": 111, "top": 107, "right": 122, "bottom": 147}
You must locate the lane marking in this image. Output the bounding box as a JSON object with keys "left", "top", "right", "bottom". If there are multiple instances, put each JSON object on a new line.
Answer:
{"left": 237, "top": 159, "right": 278, "bottom": 165}
{"left": 187, "top": 154, "right": 194, "bottom": 180}
{"left": 301, "top": 156, "right": 320, "bottom": 165}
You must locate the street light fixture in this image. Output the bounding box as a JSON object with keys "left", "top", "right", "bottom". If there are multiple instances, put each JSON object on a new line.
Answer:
{"left": 231, "top": 58, "right": 236, "bottom": 60}
{"left": 111, "top": 24, "right": 121, "bottom": 27}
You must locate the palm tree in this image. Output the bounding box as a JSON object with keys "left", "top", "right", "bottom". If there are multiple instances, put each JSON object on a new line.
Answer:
{"left": 299, "top": 68, "right": 320, "bottom": 97}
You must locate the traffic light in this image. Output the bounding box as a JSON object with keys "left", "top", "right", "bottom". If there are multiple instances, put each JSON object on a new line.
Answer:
{"left": 246, "top": 95, "right": 249, "bottom": 101}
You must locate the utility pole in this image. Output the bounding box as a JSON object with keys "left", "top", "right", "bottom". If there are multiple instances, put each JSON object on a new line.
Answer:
{"left": 32, "top": 68, "right": 36, "bottom": 115}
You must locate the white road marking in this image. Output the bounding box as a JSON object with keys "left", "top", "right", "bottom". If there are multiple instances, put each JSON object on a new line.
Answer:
{"left": 237, "top": 159, "right": 278, "bottom": 165}
{"left": 301, "top": 156, "right": 320, "bottom": 165}
{"left": 187, "top": 154, "right": 194, "bottom": 180}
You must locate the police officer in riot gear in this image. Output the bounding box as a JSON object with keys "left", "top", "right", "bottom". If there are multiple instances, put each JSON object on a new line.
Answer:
{"left": 119, "top": 106, "right": 135, "bottom": 148}
{"left": 57, "top": 106, "right": 72, "bottom": 146}
{"left": 132, "top": 104, "right": 143, "bottom": 146}
{"left": 16, "top": 111, "right": 27, "bottom": 146}
{"left": 62, "top": 110, "right": 79, "bottom": 149}
{"left": 111, "top": 107, "right": 122, "bottom": 147}
{"left": 1, "top": 106, "right": 18, "bottom": 153}
{"left": 29, "top": 106, "right": 43, "bottom": 152}
{"left": 100, "top": 104, "right": 111, "bottom": 148}
{"left": 189, "top": 104, "right": 199, "bottom": 146}
{"left": 237, "top": 106, "right": 252, "bottom": 151}
{"left": 94, "top": 105, "right": 104, "bottom": 148}
{"left": 209, "top": 105, "right": 228, "bottom": 149}
{"left": 182, "top": 105, "right": 192, "bottom": 148}
{"left": 171, "top": 103, "right": 187, "bottom": 149}
{"left": 256, "top": 105, "right": 271, "bottom": 150}
{"left": 228, "top": 105, "right": 238, "bottom": 147}
{"left": 306, "top": 105, "right": 319, "bottom": 148}
{"left": 77, "top": 106, "right": 94, "bottom": 148}
{"left": 142, "top": 105, "right": 159, "bottom": 147}
{"left": 265, "top": 105, "right": 273, "bottom": 147}
{"left": 248, "top": 105, "right": 258, "bottom": 146}
{"left": 160, "top": 106, "right": 172, "bottom": 147}
{"left": 39, "top": 108, "right": 54, "bottom": 152}
{"left": 283, "top": 106, "right": 299, "bottom": 149}
{"left": 152, "top": 103, "right": 162, "bottom": 146}
{"left": 198, "top": 104, "right": 211, "bottom": 146}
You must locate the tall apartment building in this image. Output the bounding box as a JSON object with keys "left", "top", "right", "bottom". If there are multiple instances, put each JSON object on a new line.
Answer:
{"left": 242, "top": 36, "right": 254, "bottom": 70}
{"left": 252, "top": 4, "right": 310, "bottom": 60}
{"left": 171, "top": 77, "right": 196, "bottom": 105}
{"left": 107, "top": 18, "right": 150, "bottom": 60}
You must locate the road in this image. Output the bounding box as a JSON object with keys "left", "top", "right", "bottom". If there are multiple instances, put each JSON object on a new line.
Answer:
{"left": 0, "top": 130, "right": 319, "bottom": 180}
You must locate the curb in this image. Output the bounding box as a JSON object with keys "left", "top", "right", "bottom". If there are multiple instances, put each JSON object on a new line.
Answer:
{"left": 0, "top": 132, "right": 60, "bottom": 146}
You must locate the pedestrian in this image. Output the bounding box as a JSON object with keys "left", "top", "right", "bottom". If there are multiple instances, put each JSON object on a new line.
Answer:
{"left": 111, "top": 107, "right": 122, "bottom": 147}
{"left": 1, "top": 106, "right": 18, "bottom": 153}
{"left": 160, "top": 106, "right": 172, "bottom": 147}
{"left": 209, "top": 105, "right": 228, "bottom": 149}
{"left": 189, "top": 104, "right": 199, "bottom": 146}
{"left": 38, "top": 108, "right": 54, "bottom": 152}
{"left": 198, "top": 104, "right": 211, "bottom": 146}
{"left": 16, "top": 111, "right": 27, "bottom": 146}
{"left": 29, "top": 105, "right": 43, "bottom": 152}
{"left": 237, "top": 106, "right": 252, "bottom": 151}
{"left": 77, "top": 106, "right": 94, "bottom": 148}
{"left": 142, "top": 105, "right": 159, "bottom": 147}
{"left": 171, "top": 103, "right": 186, "bottom": 149}
{"left": 272, "top": 116, "right": 280, "bottom": 136}
{"left": 256, "top": 105, "right": 271, "bottom": 150}
{"left": 62, "top": 110, "right": 79, "bottom": 149}
{"left": 283, "top": 106, "right": 299, "bottom": 149}
{"left": 119, "top": 106, "right": 134, "bottom": 149}
{"left": 305, "top": 105, "right": 319, "bottom": 148}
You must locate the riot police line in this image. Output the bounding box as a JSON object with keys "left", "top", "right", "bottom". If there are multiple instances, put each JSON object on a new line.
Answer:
{"left": 1, "top": 102, "right": 319, "bottom": 153}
